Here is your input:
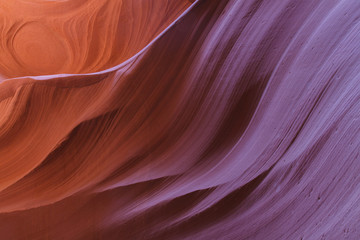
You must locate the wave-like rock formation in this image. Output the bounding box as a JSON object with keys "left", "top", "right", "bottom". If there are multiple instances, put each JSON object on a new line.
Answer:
{"left": 0, "top": 0, "right": 190, "bottom": 78}
{"left": 0, "top": 0, "right": 359, "bottom": 239}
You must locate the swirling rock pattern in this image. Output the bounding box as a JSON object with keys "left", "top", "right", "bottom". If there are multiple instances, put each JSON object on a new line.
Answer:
{"left": 0, "top": 0, "right": 359, "bottom": 239}
{"left": 0, "top": 0, "right": 190, "bottom": 78}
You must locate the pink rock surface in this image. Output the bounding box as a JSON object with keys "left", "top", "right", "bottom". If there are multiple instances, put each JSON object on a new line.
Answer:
{"left": 0, "top": 0, "right": 359, "bottom": 239}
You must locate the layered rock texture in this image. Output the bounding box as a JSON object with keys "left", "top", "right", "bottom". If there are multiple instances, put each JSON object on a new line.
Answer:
{"left": 0, "top": 0, "right": 359, "bottom": 239}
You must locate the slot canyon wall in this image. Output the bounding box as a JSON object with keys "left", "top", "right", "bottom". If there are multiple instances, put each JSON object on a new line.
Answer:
{"left": 0, "top": 0, "right": 359, "bottom": 239}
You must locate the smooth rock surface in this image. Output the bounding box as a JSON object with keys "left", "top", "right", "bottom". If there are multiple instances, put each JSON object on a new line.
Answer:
{"left": 0, "top": 0, "right": 359, "bottom": 239}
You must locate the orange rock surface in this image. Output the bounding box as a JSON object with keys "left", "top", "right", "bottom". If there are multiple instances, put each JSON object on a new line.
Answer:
{"left": 0, "top": 0, "right": 190, "bottom": 78}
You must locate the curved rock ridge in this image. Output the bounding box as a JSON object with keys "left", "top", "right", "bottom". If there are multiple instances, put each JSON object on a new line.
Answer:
{"left": 0, "top": 0, "right": 191, "bottom": 78}
{"left": 0, "top": 0, "right": 360, "bottom": 239}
